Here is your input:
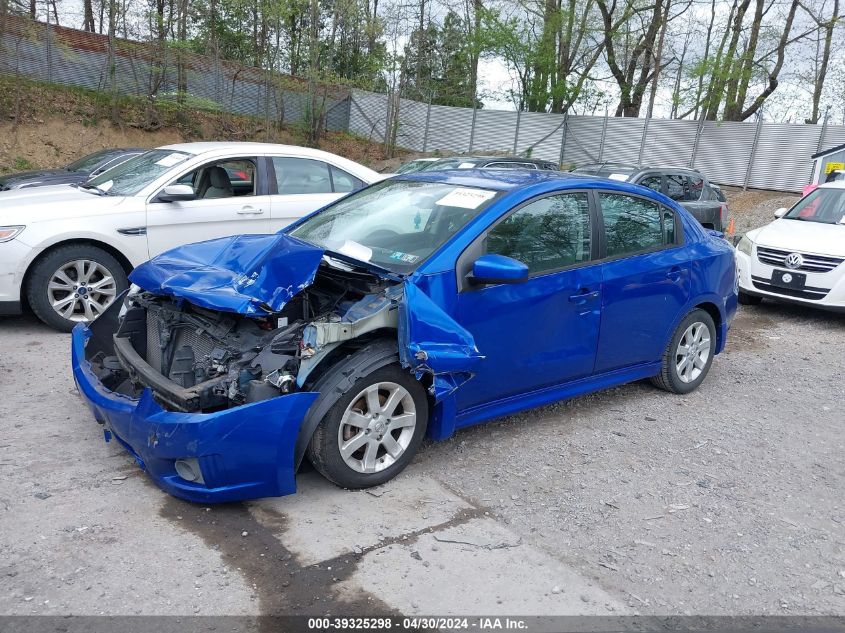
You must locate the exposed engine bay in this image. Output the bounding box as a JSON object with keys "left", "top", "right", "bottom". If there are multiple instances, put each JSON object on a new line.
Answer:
{"left": 86, "top": 261, "right": 401, "bottom": 413}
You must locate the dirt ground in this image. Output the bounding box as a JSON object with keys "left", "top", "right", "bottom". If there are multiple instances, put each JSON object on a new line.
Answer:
{"left": 1, "top": 297, "right": 843, "bottom": 618}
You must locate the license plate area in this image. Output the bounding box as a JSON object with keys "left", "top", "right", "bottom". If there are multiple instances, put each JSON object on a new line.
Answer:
{"left": 771, "top": 269, "right": 806, "bottom": 289}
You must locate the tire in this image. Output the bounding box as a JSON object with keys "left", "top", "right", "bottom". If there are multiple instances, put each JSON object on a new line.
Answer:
{"left": 306, "top": 350, "right": 428, "bottom": 490}
{"left": 738, "top": 290, "right": 763, "bottom": 306}
{"left": 651, "top": 308, "right": 717, "bottom": 395}
{"left": 26, "top": 244, "right": 129, "bottom": 332}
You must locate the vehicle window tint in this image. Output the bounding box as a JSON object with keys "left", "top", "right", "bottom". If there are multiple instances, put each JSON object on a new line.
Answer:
{"left": 485, "top": 193, "right": 591, "bottom": 275}
{"left": 665, "top": 174, "right": 688, "bottom": 201}
{"left": 272, "top": 157, "right": 332, "bottom": 194}
{"left": 639, "top": 175, "right": 662, "bottom": 192}
{"left": 175, "top": 159, "right": 256, "bottom": 200}
{"left": 600, "top": 193, "right": 664, "bottom": 257}
{"left": 330, "top": 165, "right": 363, "bottom": 192}
{"left": 483, "top": 162, "right": 522, "bottom": 169}
{"left": 688, "top": 175, "right": 704, "bottom": 200}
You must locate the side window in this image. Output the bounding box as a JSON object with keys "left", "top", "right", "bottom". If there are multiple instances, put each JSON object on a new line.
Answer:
{"left": 330, "top": 165, "right": 364, "bottom": 193}
{"left": 665, "top": 174, "right": 688, "bottom": 201}
{"left": 663, "top": 208, "right": 676, "bottom": 244}
{"left": 599, "top": 193, "right": 664, "bottom": 257}
{"left": 688, "top": 175, "right": 704, "bottom": 200}
{"left": 172, "top": 158, "right": 256, "bottom": 200}
{"left": 485, "top": 193, "right": 591, "bottom": 275}
{"left": 638, "top": 175, "right": 662, "bottom": 193}
{"left": 272, "top": 157, "right": 332, "bottom": 194}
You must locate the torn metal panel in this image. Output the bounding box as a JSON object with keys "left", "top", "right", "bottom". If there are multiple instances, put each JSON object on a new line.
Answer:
{"left": 399, "top": 282, "right": 484, "bottom": 401}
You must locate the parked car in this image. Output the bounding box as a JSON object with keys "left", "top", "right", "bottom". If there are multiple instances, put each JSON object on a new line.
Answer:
{"left": 0, "top": 142, "right": 381, "bottom": 331}
{"left": 0, "top": 148, "right": 145, "bottom": 191}
{"left": 735, "top": 181, "right": 845, "bottom": 311}
{"left": 72, "top": 169, "right": 737, "bottom": 503}
{"left": 394, "top": 158, "right": 439, "bottom": 174}
{"left": 572, "top": 163, "right": 731, "bottom": 234}
{"left": 417, "top": 156, "right": 560, "bottom": 171}
{"left": 802, "top": 169, "right": 844, "bottom": 196}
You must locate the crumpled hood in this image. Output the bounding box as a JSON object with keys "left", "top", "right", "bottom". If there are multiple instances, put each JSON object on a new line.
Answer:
{"left": 750, "top": 218, "right": 845, "bottom": 258}
{"left": 129, "top": 233, "right": 325, "bottom": 315}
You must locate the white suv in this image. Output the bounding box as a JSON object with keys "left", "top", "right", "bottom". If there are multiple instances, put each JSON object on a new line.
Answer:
{"left": 735, "top": 181, "right": 845, "bottom": 311}
{"left": 0, "top": 142, "right": 381, "bottom": 331}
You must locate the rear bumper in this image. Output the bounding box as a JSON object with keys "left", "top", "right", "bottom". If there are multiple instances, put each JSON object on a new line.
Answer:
{"left": 71, "top": 323, "right": 319, "bottom": 503}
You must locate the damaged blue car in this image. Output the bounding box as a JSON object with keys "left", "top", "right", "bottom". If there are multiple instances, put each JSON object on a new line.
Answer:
{"left": 71, "top": 170, "right": 737, "bottom": 503}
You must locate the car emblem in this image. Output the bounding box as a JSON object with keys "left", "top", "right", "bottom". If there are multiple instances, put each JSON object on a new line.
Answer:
{"left": 784, "top": 253, "right": 803, "bottom": 269}
{"left": 782, "top": 273, "right": 793, "bottom": 283}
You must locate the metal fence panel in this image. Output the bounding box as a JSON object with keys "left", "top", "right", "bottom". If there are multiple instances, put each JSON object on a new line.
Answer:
{"left": 561, "top": 116, "right": 605, "bottom": 167}
{"left": 349, "top": 89, "right": 389, "bottom": 141}
{"left": 395, "top": 96, "right": 429, "bottom": 151}
{"left": 693, "top": 121, "right": 758, "bottom": 188}
{"left": 516, "top": 111, "right": 565, "bottom": 162}
{"left": 602, "top": 117, "right": 645, "bottom": 164}
{"left": 641, "top": 119, "right": 698, "bottom": 167}
{"left": 471, "top": 109, "right": 518, "bottom": 154}
{"left": 748, "top": 123, "right": 820, "bottom": 191}
{"left": 425, "top": 103, "right": 474, "bottom": 153}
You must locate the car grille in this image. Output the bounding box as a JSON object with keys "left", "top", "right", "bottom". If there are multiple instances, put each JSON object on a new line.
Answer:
{"left": 750, "top": 275, "right": 829, "bottom": 301}
{"left": 145, "top": 309, "right": 218, "bottom": 376}
{"left": 756, "top": 246, "right": 843, "bottom": 273}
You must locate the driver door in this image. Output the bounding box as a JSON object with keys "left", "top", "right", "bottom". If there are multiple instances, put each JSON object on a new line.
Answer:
{"left": 453, "top": 191, "right": 603, "bottom": 411}
{"left": 146, "top": 157, "right": 271, "bottom": 257}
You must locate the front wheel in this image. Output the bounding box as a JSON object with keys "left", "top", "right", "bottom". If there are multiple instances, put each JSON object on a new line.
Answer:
{"left": 651, "top": 309, "right": 717, "bottom": 394}
{"left": 307, "top": 362, "right": 428, "bottom": 489}
{"left": 26, "top": 244, "right": 128, "bottom": 332}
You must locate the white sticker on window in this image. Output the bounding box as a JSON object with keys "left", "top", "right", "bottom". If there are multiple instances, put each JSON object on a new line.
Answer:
{"left": 839, "top": 215, "right": 845, "bottom": 224}
{"left": 436, "top": 187, "right": 497, "bottom": 209}
{"left": 458, "top": 162, "right": 476, "bottom": 169}
{"left": 155, "top": 153, "right": 188, "bottom": 168}
{"left": 608, "top": 173, "right": 629, "bottom": 181}
{"left": 337, "top": 240, "right": 373, "bottom": 262}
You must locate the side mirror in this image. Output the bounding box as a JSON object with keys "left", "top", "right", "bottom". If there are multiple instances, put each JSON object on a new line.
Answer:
{"left": 774, "top": 207, "right": 788, "bottom": 218}
{"left": 468, "top": 254, "right": 529, "bottom": 286}
{"left": 157, "top": 184, "right": 196, "bottom": 203}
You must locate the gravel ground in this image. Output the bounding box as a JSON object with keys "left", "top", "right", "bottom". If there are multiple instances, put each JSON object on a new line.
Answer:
{"left": 1, "top": 299, "right": 843, "bottom": 617}
{"left": 722, "top": 187, "right": 801, "bottom": 237}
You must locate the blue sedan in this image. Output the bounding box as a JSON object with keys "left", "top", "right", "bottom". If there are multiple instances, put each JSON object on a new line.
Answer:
{"left": 72, "top": 170, "right": 737, "bottom": 502}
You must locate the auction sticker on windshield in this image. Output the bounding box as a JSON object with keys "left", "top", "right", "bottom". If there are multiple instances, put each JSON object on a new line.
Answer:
{"left": 436, "top": 187, "right": 497, "bottom": 209}
{"left": 155, "top": 153, "right": 189, "bottom": 168}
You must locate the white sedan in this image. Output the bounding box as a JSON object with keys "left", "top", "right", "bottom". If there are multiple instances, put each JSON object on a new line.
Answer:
{"left": 735, "top": 181, "right": 845, "bottom": 311}
{"left": 0, "top": 142, "right": 381, "bottom": 331}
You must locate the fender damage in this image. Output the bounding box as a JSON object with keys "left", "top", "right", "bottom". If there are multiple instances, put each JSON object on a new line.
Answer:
{"left": 72, "top": 233, "right": 481, "bottom": 502}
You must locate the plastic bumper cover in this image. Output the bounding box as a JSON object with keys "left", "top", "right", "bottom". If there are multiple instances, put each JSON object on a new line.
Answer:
{"left": 71, "top": 324, "right": 319, "bottom": 503}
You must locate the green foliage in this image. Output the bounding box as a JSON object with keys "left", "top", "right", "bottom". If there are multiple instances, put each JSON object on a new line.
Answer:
{"left": 13, "top": 157, "right": 34, "bottom": 170}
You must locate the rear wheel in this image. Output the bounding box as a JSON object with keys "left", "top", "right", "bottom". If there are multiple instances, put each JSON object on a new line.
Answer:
{"left": 651, "top": 309, "right": 716, "bottom": 394}
{"left": 307, "top": 361, "right": 428, "bottom": 489}
{"left": 26, "top": 244, "right": 128, "bottom": 332}
{"left": 738, "top": 290, "right": 762, "bottom": 305}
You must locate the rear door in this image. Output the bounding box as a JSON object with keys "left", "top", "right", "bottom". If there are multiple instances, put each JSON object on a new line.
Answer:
{"left": 146, "top": 156, "right": 271, "bottom": 257}
{"left": 593, "top": 190, "right": 690, "bottom": 373}
{"left": 268, "top": 156, "right": 364, "bottom": 231}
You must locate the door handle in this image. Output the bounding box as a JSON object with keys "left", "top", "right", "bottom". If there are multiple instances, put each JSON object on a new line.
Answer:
{"left": 237, "top": 206, "right": 264, "bottom": 215}
{"left": 568, "top": 289, "right": 600, "bottom": 303}
{"left": 666, "top": 266, "right": 683, "bottom": 281}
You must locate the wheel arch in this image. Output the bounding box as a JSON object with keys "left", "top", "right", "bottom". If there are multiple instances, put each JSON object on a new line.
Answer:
{"left": 21, "top": 238, "right": 134, "bottom": 308}
{"left": 692, "top": 299, "right": 724, "bottom": 352}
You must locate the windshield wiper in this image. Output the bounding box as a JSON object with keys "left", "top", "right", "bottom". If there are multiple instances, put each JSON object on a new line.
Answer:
{"left": 323, "top": 250, "right": 404, "bottom": 281}
{"left": 79, "top": 183, "right": 111, "bottom": 196}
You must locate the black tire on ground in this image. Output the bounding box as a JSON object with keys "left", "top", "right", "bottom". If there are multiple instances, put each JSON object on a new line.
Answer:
{"left": 26, "top": 243, "right": 129, "bottom": 332}
{"left": 738, "top": 290, "right": 763, "bottom": 305}
{"left": 651, "top": 308, "right": 717, "bottom": 395}
{"left": 306, "top": 349, "right": 428, "bottom": 490}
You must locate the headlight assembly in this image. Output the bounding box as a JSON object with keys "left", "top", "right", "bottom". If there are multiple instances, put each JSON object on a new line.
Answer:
{"left": 0, "top": 226, "right": 25, "bottom": 242}
{"left": 736, "top": 235, "right": 753, "bottom": 256}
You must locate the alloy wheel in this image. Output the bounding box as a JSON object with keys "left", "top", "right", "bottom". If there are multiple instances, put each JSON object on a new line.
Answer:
{"left": 675, "top": 321, "right": 711, "bottom": 383}
{"left": 46, "top": 259, "right": 118, "bottom": 322}
{"left": 337, "top": 382, "right": 417, "bottom": 474}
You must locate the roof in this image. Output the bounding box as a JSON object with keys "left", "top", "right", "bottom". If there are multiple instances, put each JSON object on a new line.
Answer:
{"left": 398, "top": 168, "right": 602, "bottom": 190}
{"left": 158, "top": 142, "right": 342, "bottom": 159}
{"left": 811, "top": 142, "right": 845, "bottom": 160}
{"left": 819, "top": 180, "right": 845, "bottom": 189}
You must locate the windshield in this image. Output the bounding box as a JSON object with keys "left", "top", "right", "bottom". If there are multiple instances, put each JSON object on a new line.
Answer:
{"left": 84, "top": 149, "right": 192, "bottom": 196}
{"left": 784, "top": 187, "right": 845, "bottom": 225}
{"left": 289, "top": 179, "right": 501, "bottom": 273}
{"left": 66, "top": 149, "right": 115, "bottom": 173}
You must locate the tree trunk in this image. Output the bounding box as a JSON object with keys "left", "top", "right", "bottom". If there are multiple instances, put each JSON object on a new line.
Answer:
{"left": 646, "top": 0, "right": 671, "bottom": 118}
{"left": 83, "top": 0, "right": 95, "bottom": 31}
{"left": 807, "top": 0, "right": 839, "bottom": 124}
